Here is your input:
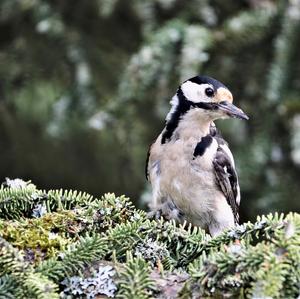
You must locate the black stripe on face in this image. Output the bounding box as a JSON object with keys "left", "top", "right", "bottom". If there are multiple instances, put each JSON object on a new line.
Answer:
{"left": 193, "top": 135, "right": 213, "bottom": 158}
{"left": 161, "top": 88, "right": 218, "bottom": 144}
{"left": 161, "top": 88, "right": 192, "bottom": 144}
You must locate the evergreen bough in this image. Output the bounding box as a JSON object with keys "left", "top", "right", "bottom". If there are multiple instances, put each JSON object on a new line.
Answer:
{"left": 0, "top": 179, "right": 299, "bottom": 298}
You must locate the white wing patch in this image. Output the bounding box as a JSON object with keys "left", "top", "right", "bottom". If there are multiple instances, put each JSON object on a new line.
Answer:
{"left": 220, "top": 144, "right": 235, "bottom": 166}
{"left": 236, "top": 184, "right": 241, "bottom": 205}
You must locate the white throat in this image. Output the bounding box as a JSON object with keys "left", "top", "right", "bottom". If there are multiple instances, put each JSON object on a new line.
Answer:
{"left": 176, "top": 109, "right": 212, "bottom": 140}
{"left": 165, "top": 93, "right": 214, "bottom": 142}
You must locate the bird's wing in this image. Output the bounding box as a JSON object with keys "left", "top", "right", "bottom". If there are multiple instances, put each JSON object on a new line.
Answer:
{"left": 146, "top": 140, "right": 162, "bottom": 209}
{"left": 145, "top": 146, "right": 151, "bottom": 180}
{"left": 145, "top": 140, "right": 159, "bottom": 180}
{"left": 213, "top": 142, "right": 240, "bottom": 224}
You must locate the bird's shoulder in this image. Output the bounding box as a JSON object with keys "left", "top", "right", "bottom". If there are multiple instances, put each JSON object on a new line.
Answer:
{"left": 209, "top": 122, "right": 228, "bottom": 146}
{"left": 192, "top": 123, "right": 224, "bottom": 160}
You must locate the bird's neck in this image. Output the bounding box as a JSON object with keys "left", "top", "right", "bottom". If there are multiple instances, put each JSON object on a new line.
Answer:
{"left": 175, "top": 109, "right": 212, "bottom": 140}
{"left": 161, "top": 96, "right": 214, "bottom": 144}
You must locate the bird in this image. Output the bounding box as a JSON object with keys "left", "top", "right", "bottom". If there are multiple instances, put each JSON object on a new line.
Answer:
{"left": 145, "top": 75, "right": 248, "bottom": 237}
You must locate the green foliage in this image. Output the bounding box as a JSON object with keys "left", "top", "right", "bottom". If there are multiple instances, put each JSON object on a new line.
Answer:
{"left": 0, "top": 181, "right": 94, "bottom": 220}
{"left": 37, "top": 234, "right": 108, "bottom": 282}
{"left": 0, "top": 211, "right": 75, "bottom": 262}
{"left": 1, "top": 1, "right": 300, "bottom": 297}
{"left": 0, "top": 180, "right": 299, "bottom": 298}
{"left": 0, "top": 237, "right": 59, "bottom": 299}
{"left": 1, "top": 1, "right": 300, "bottom": 221}
{"left": 0, "top": 275, "right": 15, "bottom": 299}
{"left": 116, "top": 254, "right": 155, "bottom": 299}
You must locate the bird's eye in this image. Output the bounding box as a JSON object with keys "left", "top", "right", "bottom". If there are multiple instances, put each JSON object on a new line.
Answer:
{"left": 205, "top": 87, "right": 214, "bottom": 97}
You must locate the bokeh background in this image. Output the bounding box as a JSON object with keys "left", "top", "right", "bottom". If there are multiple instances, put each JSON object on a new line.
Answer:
{"left": 0, "top": 0, "right": 300, "bottom": 222}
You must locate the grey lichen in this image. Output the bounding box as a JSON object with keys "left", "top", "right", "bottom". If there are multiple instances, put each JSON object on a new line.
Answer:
{"left": 134, "top": 238, "right": 169, "bottom": 267}
{"left": 61, "top": 264, "right": 117, "bottom": 298}
{"left": 32, "top": 203, "right": 48, "bottom": 218}
{"left": 4, "top": 178, "right": 29, "bottom": 189}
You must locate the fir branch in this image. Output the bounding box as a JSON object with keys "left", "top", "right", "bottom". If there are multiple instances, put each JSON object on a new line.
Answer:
{"left": 188, "top": 213, "right": 300, "bottom": 298}
{"left": 116, "top": 254, "right": 155, "bottom": 299}
{"left": 0, "top": 179, "right": 95, "bottom": 220}
{"left": 0, "top": 183, "right": 44, "bottom": 220}
{"left": 0, "top": 237, "right": 59, "bottom": 298}
{"left": 118, "top": 20, "right": 186, "bottom": 103}
{"left": 0, "top": 237, "right": 27, "bottom": 276}
{"left": 37, "top": 234, "right": 108, "bottom": 282}
{"left": 222, "top": 5, "right": 277, "bottom": 46}
{"left": 0, "top": 275, "right": 15, "bottom": 299}
{"left": 1, "top": 182, "right": 299, "bottom": 298}
{"left": 179, "top": 25, "right": 213, "bottom": 81}
{"left": 22, "top": 272, "right": 59, "bottom": 299}
{"left": 266, "top": 0, "right": 300, "bottom": 104}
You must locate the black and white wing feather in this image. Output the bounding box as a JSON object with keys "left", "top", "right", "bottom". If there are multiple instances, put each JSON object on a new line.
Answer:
{"left": 213, "top": 143, "right": 240, "bottom": 224}
{"left": 145, "top": 146, "right": 151, "bottom": 180}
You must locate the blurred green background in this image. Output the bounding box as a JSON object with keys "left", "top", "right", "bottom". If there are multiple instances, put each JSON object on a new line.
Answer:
{"left": 0, "top": 0, "right": 300, "bottom": 222}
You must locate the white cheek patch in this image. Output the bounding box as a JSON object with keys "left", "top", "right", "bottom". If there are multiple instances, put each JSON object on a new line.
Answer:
{"left": 181, "top": 81, "right": 212, "bottom": 103}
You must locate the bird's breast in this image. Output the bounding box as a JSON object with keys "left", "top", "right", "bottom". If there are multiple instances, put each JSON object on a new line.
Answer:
{"left": 149, "top": 134, "right": 225, "bottom": 223}
{"left": 159, "top": 136, "right": 219, "bottom": 191}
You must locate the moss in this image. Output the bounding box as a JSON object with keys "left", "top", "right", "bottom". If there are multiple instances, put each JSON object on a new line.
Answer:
{"left": 0, "top": 210, "right": 78, "bottom": 263}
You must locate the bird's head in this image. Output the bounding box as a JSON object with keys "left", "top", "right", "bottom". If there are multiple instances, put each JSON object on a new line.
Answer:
{"left": 173, "top": 75, "right": 249, "bottom": 121}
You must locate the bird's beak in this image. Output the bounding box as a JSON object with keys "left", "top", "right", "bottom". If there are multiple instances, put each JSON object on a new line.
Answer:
{"left": 217, "top": 101, "right": 249, "bottom": 120}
